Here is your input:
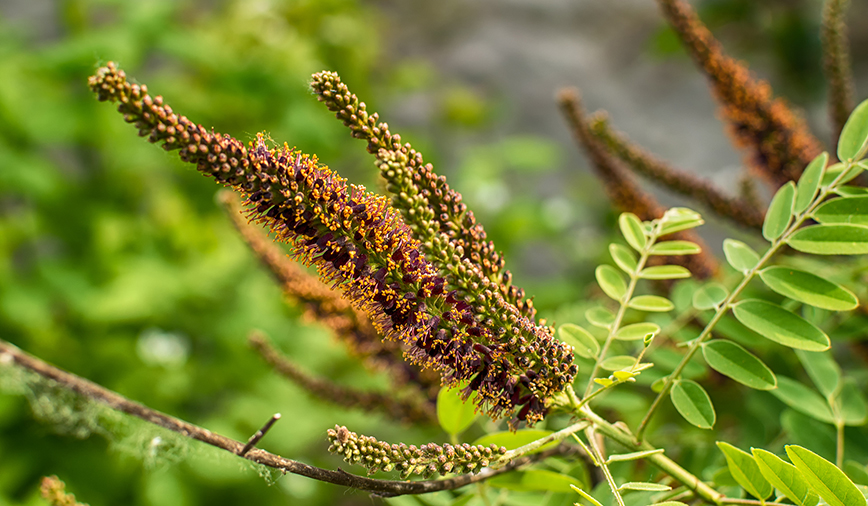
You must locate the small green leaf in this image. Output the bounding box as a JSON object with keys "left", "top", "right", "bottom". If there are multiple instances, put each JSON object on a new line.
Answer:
{"left": 649, "top": 240, "right": 702, "bottom": 255}
{"left": 716, "top": 442, "right": 773, "bottom": 500}
{"left": 620, "top": 213, "right": 647, "bottom": 251}
{"left": 659, "top": 207, "right": 704, "bottom": 235}
{"left": 759, "top": 267, "right": 858, "bottom": 311}
{"left": 628, "top": 295, "right": 674, "bottom": 312}
{"left": 437, "top": 383, "right": 478, "bottom": 436}
{"left": 600, "top": 355, "right": 637, "bottom": 371}
{"left": 821, "top": 162, "right": 865, "bottom": 187}
{"left": 764, "top": 181, "right": 796, "bottom": 241}
{"left": 571, "top": 485, "right": 604, "bottom": 506}
{"left": 702, "top": 340, "right": 777, "bottom": 390}
{"left": 610, "top": 243, "right": 639, "bottom": 273}
{"left": 618, "top": 482, "right": 671, "bottom": 492}
{"left": 813, "top": 196, "right": 868, "bottom": 226}
{"left": 612, "top": 370, "right": 637, "bottom": 382}
{"left": 488, "top": 469, "right": 583, "bottom": 493}
{"left": 795, "top": 152, "right": 829, "bottom": 214}
{"left": 752, "top": 448, "right": 819, "bottom": 506}
{"left": 615, "top": 322, "right": 660, "bottom": 341}
{"left": 692, "top": 282, "right": 729, "bottom": 310}
{"left": 786, "top": 445, "right": 867, "bottom": 506}
{"left": 835, "top": 186, "right": 868, "bottom": 197}
{"left": 606, "top": 449, "right": 665, "bottom": 464}
{"left": 732, "top": 300, "right": 830, "bottom": 351}
{"left": 671, "top": 379, "right": 715, "bottom": 429}
{"left": 596, "top": 265, "right": 628, "bottom": 301}
{"left": 473, "top": 430, "right": 555, "bottom": 453}
{"left": 789, "top": 224, "right": 868, "bottom": 255}
{"left": 834, "top": 379, "right": 868, "bottom": 426}
{"left": 795, "top": 350, "right": 841, "bottom": 398}
{"left": 771, "top": 376, "right": 836, "bottom": 424}
{"left": 723, "top": 239, "right": 761, "bottom": 273}
{"left": 557, "top": 323, "right": 600, "bottom": 359}
{"left": 638, "top": 265, "right": 691, "bottom": 280}
{"left": 586, "top": 306, "right": 615, "bottom": 329}
{"left": 837, "top": 98, "right": 868, "bottom": 162}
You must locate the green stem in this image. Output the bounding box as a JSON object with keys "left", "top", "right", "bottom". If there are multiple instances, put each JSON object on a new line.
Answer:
{"left": 837, "top": 421, "right": 845, "bottom": 469}
{"left": 581, "top": 406, "right": 723, "bottom": 505}
{"left": 586, "top": 426, "right": 627, "bottom": 506}
{"left": 635, "top": 161, "right": 857, "bottom": 441}
{"left": 584, "top": 229, "right": 656, "bottom": 397}
{"left": 491, "top": 419, "right": 590, "bottom": 468}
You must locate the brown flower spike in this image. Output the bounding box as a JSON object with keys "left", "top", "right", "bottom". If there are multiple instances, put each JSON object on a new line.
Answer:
{"left": 656, "top": 0, "right": 822, "bottom": 186}
{"left": 89, "top": 63, "right": 576, "bottom": 425}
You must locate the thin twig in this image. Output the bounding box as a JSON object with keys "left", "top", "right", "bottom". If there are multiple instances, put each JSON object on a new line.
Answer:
{"left": 821, "top": 0, "right": 855, "bottom": 149}
{"left": 239, "top": 413, "right": 282, "bottom": 457}
{"left": 248, "top": 331, "right": 436, "bottom": 425}
{"left": 0, "top": 338, "right": 560, "bottom": 498}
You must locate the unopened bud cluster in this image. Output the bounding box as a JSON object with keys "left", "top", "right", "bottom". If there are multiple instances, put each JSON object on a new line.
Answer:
{"left": 327, "top": 425, "right": 506, "bottom": 478}
{"left": 89, "top": 63, "right": 577, "bottom": 425}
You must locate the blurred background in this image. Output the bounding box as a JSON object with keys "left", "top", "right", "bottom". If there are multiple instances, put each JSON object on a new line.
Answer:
{"left": 1, "top": 0, "right": 867, "bottom": 505}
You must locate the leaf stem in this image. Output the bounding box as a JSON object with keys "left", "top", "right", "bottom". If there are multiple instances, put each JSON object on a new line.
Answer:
{"left": 586, "top": 426, "right": 627, "bottom": 506}
{"left": 584, "top": 226, "right": 656, "bottom": 397}
{"left": 635, "top": 161, "right": 857, "bottom": 440}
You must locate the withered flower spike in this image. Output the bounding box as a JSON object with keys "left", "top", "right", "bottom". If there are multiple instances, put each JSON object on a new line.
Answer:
{"left": 90, "top": 63, "right": 575, "bottom": 425}
{"left": 327, "top": 425, "right": 507, "bottom": 479}
{"left": 219, "top": 191, "right": 440, "bottom": 401}
{"left": 249, "top": 332, "right": 436, "bottom": 425}
{"left": 557, "top": 88, "right": 717, "bottom": 280}
{"left": 656, "top": 0, "right": 822, "bottom": 186}
{"left": 588, "top": 112, "right": 765, "bottom": 230}
{"left": 310, "top": 71, "right": 536, "bottom": 322}
{"left": 821, "top": 0, "right": 856, "bottom": 149}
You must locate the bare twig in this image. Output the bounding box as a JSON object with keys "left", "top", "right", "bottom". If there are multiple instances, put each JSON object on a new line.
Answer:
{"left": 557, "top": 88, "right": 718, "bottom": 280}
{"left": 248, "top": 331, "right": 437, "bottom": 425}
{"left": 0, "top": 338, "right": 559, "bottom": 498}
{"left": 239, "top": 413, "right": 282, "bottom": 457}
{"left": 821, "top": 0, "right": 855, "bottom": 149}
{"left": 587, "top": 112, "right": 765, "bottom": 230}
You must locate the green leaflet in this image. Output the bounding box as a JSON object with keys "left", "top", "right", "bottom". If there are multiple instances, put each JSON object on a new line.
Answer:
{"left": 596, "top": 265, "right": 627, "bottom": 301}
{"left": 795, "top": 152, "right": 828, "bottom": 214}
{"left": 628, "top": 295, "right": 674, "bottom": 312}
{"left": 557, "top": 323, "right": 600, "bottom": 359}
{"left": 788, "top": 224, "right": 868, "bottom": 255}
{"left": 837, "top": 98, "right": 868, "bottom": 162}
{"left": 786, "top": 445, "right": 867, "bottom": 506}
{"left": 600, "top": 355, "right": 637, "bottom": 371}
{"left": 716, "top": 441, "right": 773, "bottom": 500}
{"left": 436, "top": 383, "right": 478, "bottom": 436}
{"left": 670, "top": 379, "right": 715, "bottom": 429}
{"left": 648, "top": 240, "right": 701, "bottom": 255}
{"left": 813, "top": 196, "right": 868, "bottom": 226}
{"left": 771, "top": 376, "right": 836, "bottom": 424}
{"left": 796, "top": 350, "right": 841, "bottom": 398}
{"left": 702, "top": 340, "right": 776, "bottom": 390}
{"left": 692, "top": 282, "right": 728, "bottom": 310}
{"left": 659, "top": 207, "right": 704, "bottom": 235}
{"left": 732, "top": 299, "right": 830, "bottom": 351}
{"left": 586, "top": 306, "right": 616, "bottom": 328}
{"left": 618, "top": 482, "right": 671, "bottom": 492}
{"left": 615, "top": 322, "right": 660, "bottom": 341}
{"left": 606, "top": 449, "right": 665, "bottom": 464}
{"left": 620, "top": 212, "right": 647, "bottom": 251}
{"left": 764, "top": 181, "right": 796, "bottom": 241}
{"left": 638, "top": 265, "right": 691, "bottom": 280}
{"left": 752, "top": 448, "right": 819, "bottom": 506}
{"left": 723, "top": 239, "right": 760, "bottom": 273}
{"left": 759, "top": 266, "right": 858, "bottom": 311}
{"left": 609, "top": 243, "right": 638, "bottom": 273}
{"left": 833, "top": 379, "right": 868, "bottom": 426}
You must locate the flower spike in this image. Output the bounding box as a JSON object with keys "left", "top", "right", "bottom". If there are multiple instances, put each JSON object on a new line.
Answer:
{"left": 89, "top": 63, "right": 576, "bottom": 425}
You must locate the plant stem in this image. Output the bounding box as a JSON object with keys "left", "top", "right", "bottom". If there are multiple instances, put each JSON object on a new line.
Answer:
{"left": 581, "top": 406, "right": 723, "bottom": 505}
{"left": 635, "top": 161, "right": 857, "bottom": 441}
{"left": 493, "top": 419, "right": 589, "bottom": 467}
{"left": 837, "top": 421, "right": 845, "bottom": 469}
{"left": 586, "top": 426, "right": 627, "bottom": 506}
{"left": 584, "top": 228, "right": 655, "bottom": 397}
